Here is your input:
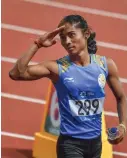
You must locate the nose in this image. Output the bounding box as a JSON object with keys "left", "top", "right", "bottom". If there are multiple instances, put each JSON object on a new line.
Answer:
{"left": 65, "top": 36, "right": 71, "bottom": 46}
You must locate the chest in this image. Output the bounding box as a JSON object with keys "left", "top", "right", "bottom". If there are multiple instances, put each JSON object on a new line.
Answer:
{"left": 60, "top": 64, "right": 106, "bottom": 98}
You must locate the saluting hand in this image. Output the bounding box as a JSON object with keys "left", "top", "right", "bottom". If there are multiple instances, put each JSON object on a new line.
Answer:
{"left": 34, "top": 26, "right": 65, "bottom": 48}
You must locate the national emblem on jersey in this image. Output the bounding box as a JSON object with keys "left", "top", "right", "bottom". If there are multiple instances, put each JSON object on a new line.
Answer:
{"left": 98, "top": 73, "right": 106, "bottom": 88}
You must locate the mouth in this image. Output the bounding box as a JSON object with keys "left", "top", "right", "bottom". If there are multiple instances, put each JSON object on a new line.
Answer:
{"left": 67, "top": 46, "right": 75, "bottom": 51}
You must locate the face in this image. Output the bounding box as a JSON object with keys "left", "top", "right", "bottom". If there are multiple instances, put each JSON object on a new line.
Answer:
{"left": 59, "top": 23, "right": 87, "bottom": 55}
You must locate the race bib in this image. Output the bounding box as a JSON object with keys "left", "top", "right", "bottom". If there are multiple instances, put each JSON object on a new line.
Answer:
{"left": 69, "top": 98, "right": 104, "bottom": 116}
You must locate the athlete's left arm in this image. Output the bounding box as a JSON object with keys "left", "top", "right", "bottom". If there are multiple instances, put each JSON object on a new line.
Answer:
{"left": 107, "top": 58, "right": 127, "bottom": 144}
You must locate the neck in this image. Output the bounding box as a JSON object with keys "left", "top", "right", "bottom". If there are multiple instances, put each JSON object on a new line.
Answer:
{"left": 69, "top": 50, "right": 90, "bottom": 66}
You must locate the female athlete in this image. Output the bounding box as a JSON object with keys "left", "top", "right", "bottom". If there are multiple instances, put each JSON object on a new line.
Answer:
{"left": 9, "top": 15, "right": 127, "bottom": 158}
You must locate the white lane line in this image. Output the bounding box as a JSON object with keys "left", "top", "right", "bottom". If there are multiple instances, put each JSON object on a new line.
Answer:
{"left": 1, "top": 131, "right": 127, "bottom": 156}
{"left": 113, "top": 151, "right": 127, "bottom": 157}
{"left": 120, "top": 78, "right": 127, "bottom": 84}
{"left": 1, "top": 23, "right": 127, "bottom": 51}
{"left": 1, "top": 56, "right": 37, "bottom": 65}
{"left": 104, "top": 111, "right": 118, "bottom": 117}
{"left": 1, "top": 23, "right": 45, "bottom": 35}
{"left": 24, "top": 0, "right": 127, "bottom": 20}
{"left": 2, "top": 56, "right": 127, "bottom": 84}
{"left": 1, "top": 92, "right": 46, "bottom": 104}
{"left": 1, "top": 131, "right": 34, "bottom": 140}
{"left": 1, "top": 92, "right": 118, "bottom": 117}
{"left": 97, "top": 41, "right": 127, "bottom": 51}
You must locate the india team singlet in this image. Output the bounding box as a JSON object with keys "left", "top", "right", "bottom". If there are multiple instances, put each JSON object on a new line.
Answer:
{"left": 54, "top": 54, "right": 108, "bottom": 139}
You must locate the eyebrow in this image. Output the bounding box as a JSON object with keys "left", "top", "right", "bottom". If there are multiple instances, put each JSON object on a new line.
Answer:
{"left": 59, "top": 31, "right": 76, "bottom": 36}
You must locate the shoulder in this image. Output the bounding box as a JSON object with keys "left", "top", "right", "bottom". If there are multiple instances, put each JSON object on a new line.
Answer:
{"left": 93, "top": 55, "right": 118, "bottom": 77}
{"left": 92, "top": 54, "right": 105, "bottom": 64}
{"left": 95, "top": 54, "right": 117, "bottom": 71}
{"left": 41, "top": 55, "right": 69, "bottom": 72}
{"left": 106, "top": 58, "right": 118, "bottom": 77}
{"left": 38, "top": 60, "right": 58, "bottom": 82}
{"left": 57, "top": 55, "right": 70, "bottom": 65}
{"left": 106, "top": 58, "right": 116, "bottom": 66}
{"left": 92, "top": 54, "right": 107, "bottom": 71}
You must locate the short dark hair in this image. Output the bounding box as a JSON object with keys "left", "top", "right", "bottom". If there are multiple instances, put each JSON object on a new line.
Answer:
{"left": 58, "top": 15, "right": 97, "bottom": 54}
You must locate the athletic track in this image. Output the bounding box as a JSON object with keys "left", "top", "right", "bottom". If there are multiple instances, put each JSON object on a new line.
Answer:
{"left": 1, "top": 0, "right": 127, "bottom": 157}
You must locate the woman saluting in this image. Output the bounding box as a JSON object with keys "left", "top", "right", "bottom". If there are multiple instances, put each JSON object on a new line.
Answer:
{"left": 9, "top": 15, "right": 127, "bottom": 158}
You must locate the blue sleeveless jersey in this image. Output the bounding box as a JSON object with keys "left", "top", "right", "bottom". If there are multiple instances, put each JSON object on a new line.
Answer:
{"left": 54, "top": 54, "right": 108, "bottom": 139}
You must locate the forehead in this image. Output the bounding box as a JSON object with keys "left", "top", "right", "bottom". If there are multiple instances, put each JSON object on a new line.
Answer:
{"left": 59, "top": 22, "right": 81, "bottom": 35}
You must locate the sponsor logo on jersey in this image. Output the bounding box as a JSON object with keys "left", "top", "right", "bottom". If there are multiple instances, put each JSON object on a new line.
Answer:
{"left": 79, "top": 91, "right": 95, "bottom": 99}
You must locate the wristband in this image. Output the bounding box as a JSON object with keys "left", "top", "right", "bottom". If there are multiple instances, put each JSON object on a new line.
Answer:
{"left": 34, "top": 39, "right": 41, "bottom": 49}
{"left": 119, "top": 124, "right": 126, "bottom": 133}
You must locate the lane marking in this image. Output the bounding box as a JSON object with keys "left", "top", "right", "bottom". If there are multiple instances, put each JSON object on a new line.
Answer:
{"left": 2, "top": 23, "right": 127, "bottom": 51}
{"left": 1, "top": 23, "right": 45, "bottom": 35}
{"left": 113, "top": 151, "right": 127, "bottom": 157}
{"left": 1, "top": 131, "right": 34, "bottom": 140}
{"left": 104, "top": 111, "right": 118, "bottom": 117}
{"left": 1, "top": 92, "right": 120, "bottom": 117}
{"left": 1, "top": 131, "right": 127, "bottom": 156}
{"left": 2, "top": 92, "right": 46, "bottom": 104}
{"left": 97, "top": 41, "right": 127, "bottom": 51}
{"left": 2, "top": 56, "right": 127, "bottom": 84}
{"left": 1, "top": 56, "right": 37, "bottom": 65}
{"left": 24, "top": 0, "right": 127, "bottom": 20}
{"left": 120, "top": 78, "right": 127, "bottom": 83}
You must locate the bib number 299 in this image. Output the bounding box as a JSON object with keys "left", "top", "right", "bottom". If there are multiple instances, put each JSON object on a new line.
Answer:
{"left": 75, "top": 99, "right": 99, "bottom": 116}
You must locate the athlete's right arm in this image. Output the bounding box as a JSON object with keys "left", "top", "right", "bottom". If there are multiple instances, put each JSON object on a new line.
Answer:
{"left": 9, "top": 44, "right": 53, "bottom": 80}
{"left": 9, "top": 25, "right": 65, "bottom": 81}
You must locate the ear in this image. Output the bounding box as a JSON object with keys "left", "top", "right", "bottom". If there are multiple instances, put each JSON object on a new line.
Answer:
{"left": 84, "top": 29, "right": 90, "bottom": 39}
